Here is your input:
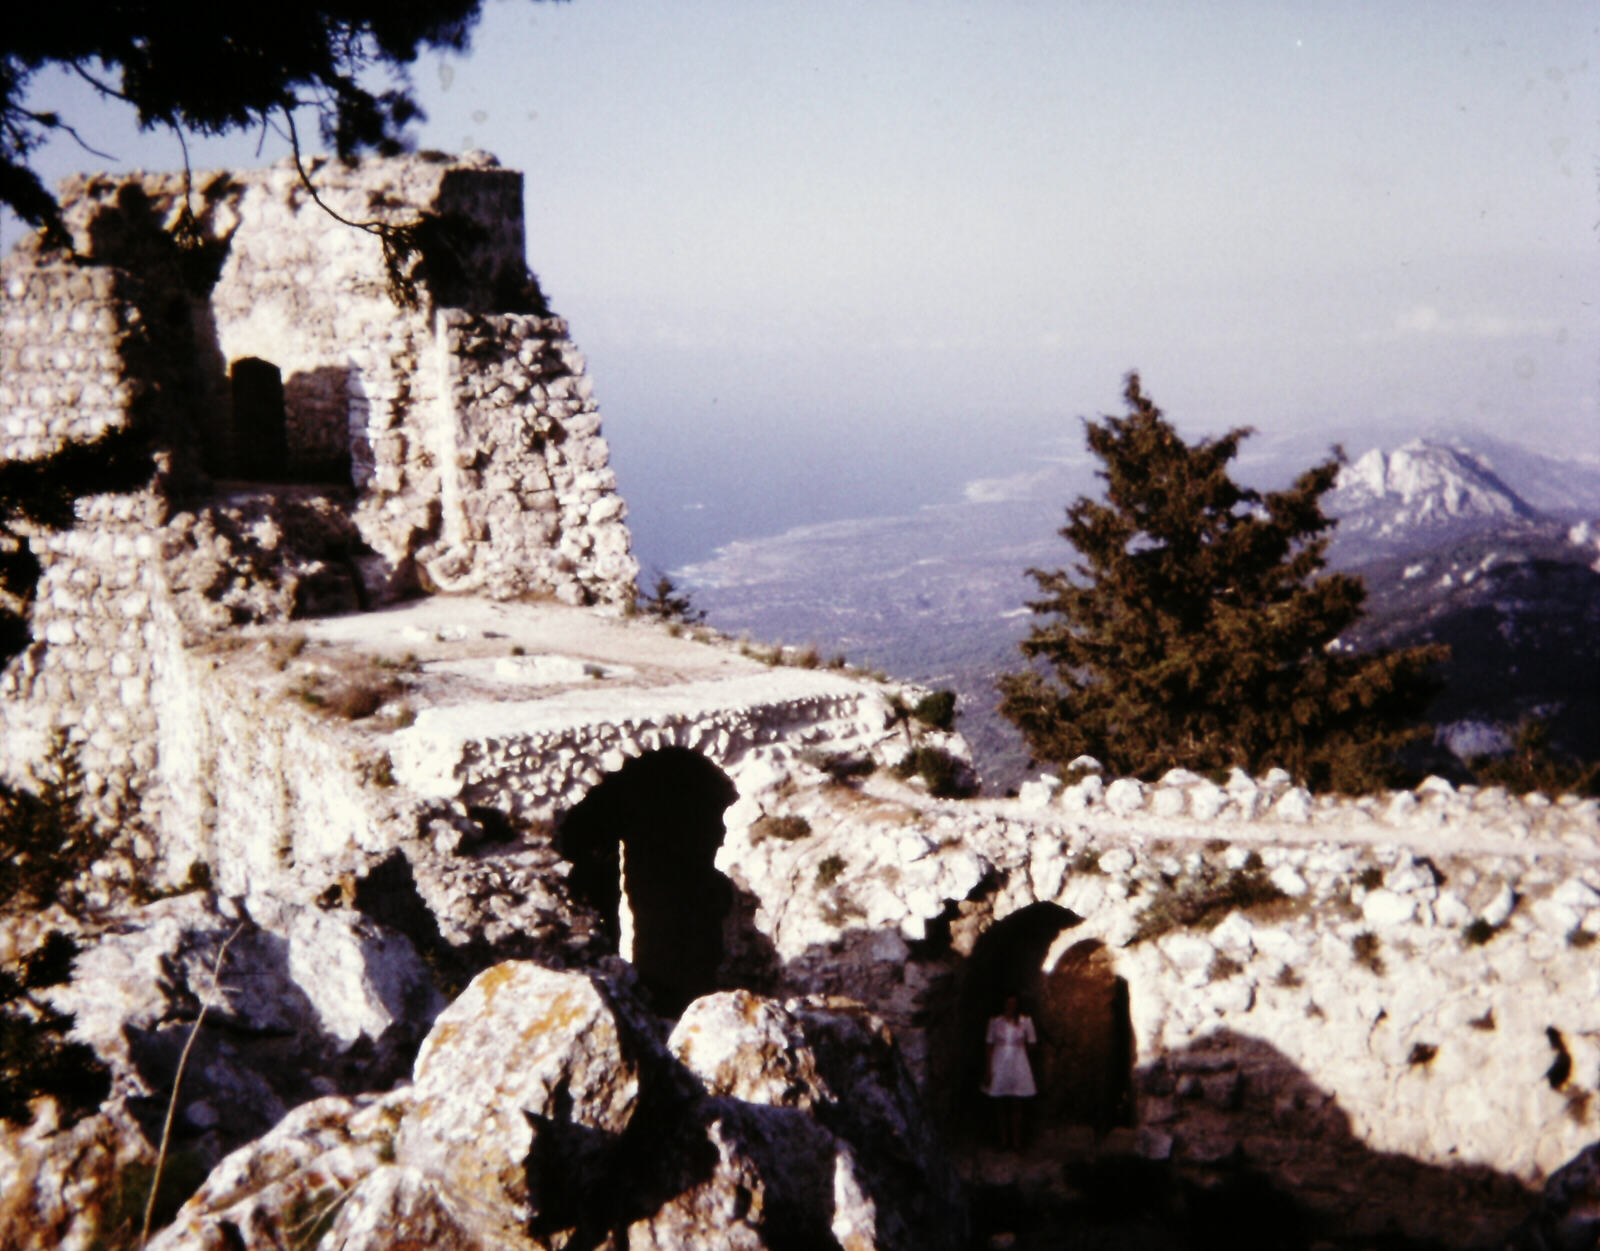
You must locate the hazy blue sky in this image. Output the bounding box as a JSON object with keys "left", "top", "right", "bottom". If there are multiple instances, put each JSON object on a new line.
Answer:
{"left": 11, "top": 1, "right": 1598, "bottom": 569}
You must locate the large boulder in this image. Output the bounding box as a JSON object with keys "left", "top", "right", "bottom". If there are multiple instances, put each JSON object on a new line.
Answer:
{"left": 145, "top": 966, "right": 966, "bottom": 1250}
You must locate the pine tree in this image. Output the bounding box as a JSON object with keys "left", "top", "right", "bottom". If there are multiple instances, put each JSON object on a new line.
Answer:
{"left": 997, "top": 374, "right": 1445, "bottom": 792}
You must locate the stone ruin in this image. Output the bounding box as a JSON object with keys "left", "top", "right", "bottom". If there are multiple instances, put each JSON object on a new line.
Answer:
{"left": 1, "top": 151, "right": 637, "bottom": 820}
{"left": 2, "top": 155, "right": 1598, "bottom": 1250}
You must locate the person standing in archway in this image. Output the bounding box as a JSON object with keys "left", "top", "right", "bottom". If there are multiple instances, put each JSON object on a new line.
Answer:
{"left": 984, "top": 995, "right": 1039, "bottom": 1149}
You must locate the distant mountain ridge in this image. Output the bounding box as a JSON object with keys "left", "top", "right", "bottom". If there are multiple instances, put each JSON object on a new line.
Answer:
{"left": 683, "top": 426, "right": 1600, "bottom": 791}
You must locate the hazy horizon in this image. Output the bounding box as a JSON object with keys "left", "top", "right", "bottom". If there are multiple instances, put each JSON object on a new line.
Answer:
{"left": 8, "top": 1, "right": 1596, "bottom": 571}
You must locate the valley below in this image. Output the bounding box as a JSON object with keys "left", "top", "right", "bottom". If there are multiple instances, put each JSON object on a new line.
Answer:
{"left": 682, "top": 432, "right": 1600, "bottom": 792}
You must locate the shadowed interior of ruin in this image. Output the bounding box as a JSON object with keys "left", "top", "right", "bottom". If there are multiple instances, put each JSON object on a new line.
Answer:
{"left": 945, "top": 901, "right": 1135, "bottom": 1139}
{"left": 229, "top": 357, "right": 287, "bottom": 479}
{"left": 558, "top": 749, "right": 737, "bottom": 1016}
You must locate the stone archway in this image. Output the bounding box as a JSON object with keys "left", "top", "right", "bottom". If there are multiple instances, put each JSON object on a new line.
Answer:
{"left": 558, "top": 748, "right": 737, "bottom": 1017}
{"left": 949, "top": 903, "right": 1135, "bottom": 1137}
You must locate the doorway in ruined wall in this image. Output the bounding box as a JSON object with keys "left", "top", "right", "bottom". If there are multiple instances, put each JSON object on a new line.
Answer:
{"left": 229, "top": 357, "right": 288, "bottom": 479}
{"left": 558, "top": 748, "right": 738, "bottom": 1017}
{"left": 952, "top": 902, "right": 1135, "bottom": 1138}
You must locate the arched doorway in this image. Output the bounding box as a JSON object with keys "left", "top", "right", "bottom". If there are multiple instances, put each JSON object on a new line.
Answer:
{"left": 229, "top": 357, "right": 287, "bottom": 479}
{"left": 949, "top": 903, "right": 1134, "bottom": 1138}
{"left": 558, "top": 749, "right": 738, "bottom": 1017}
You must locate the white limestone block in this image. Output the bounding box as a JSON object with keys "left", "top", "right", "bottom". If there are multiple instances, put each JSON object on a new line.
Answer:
{"left": 1098, "top": 847, "right": 1135, "bottom": 874}
{"left": 1269, "top": 864, "right": 1308, "bottom": 897}
{"left": 1159, "top": 931, "right": 1215, "bottom": 974}
{"left": 1362, "top": 890, "right": 1417, "bottom": 928}
{"left": 1188, "top": 781, "right": 1227, "bottom": 820}
{"left": 1151, "top": 787, "right": 1187, "bottom": 818}
{"left": 1104, "top": 778, "right": 1146, "bottom": 815}
{"left": 1273, "top": 788, "right": 1313, "bottom": 823}
{"left": 1017, "top": 775, "right": 1061, "bottom": 810}
{"left": 1481, "top": 882, "right": 1517, "bottom": 927}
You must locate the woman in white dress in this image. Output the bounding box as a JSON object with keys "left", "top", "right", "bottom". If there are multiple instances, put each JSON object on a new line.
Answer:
{"left": 984, "top": 995, "right": 1038, "bottom": 1148}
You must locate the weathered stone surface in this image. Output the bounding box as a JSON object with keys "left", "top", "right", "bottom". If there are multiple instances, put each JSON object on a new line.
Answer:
{"left": 398, "top": 961, "right": 652, "bottom": 1224}
{"left": 143, "top": 969, "right": 963, "bottom": 1251}
{"left": 0, "top": 1101, "right": 152, "bottom": 1251}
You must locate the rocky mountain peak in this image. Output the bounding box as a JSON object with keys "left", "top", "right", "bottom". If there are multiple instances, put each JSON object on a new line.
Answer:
{"left": 1331, "top": 438, "right": 1539, "bottom": 535}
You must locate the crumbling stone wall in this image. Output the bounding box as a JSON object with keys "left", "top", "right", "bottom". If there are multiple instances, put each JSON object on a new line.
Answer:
{"left": 0, "top": 265, "right": 142, "bottom": 459}
{"left": 2, "top": 153, "right": 639, "bottom": 808}
{"left": 717, "top": 765, "right": 1600, "bottom": 1245}
{"left": 422, "top": 310, "right": 632, "bottom": 602}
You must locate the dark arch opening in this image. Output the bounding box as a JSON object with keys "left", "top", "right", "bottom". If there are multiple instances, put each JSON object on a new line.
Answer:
{"left": 229, "top": 357, "right": 287, "bottom": 479}
{"left": 558, "top": 748, "right": 738, "bottom": 1017}
{"left": 946, "top": 903, "right": 1135, "bottom": 1139}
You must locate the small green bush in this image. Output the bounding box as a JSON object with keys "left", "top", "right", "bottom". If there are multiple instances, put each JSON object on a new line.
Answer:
{"left": 816, "top": 854, "right": 846, "bottom": 888}
{"left": 1128, "top": 860, "right": 1290, "bottom": 945}
{"left": 911, "top": 689, "right": 957, "bottom": 732}
{"left": 1407, "top": 1042, "right": 1438, "bottom": 1066}
{"left": 637, "top": 574, "right": 706, "bottom": 624}
{"left": 1351, "top": 931, "right": 1385, "bottom": 974}
{"left": 893, "top": 746, "right": 973, "bottom": 798}
{"left": 1, "top": 730, "right": 108, "bottom": 914}
{"left": 751, "top": 815, "right": 811, "bottom": 844}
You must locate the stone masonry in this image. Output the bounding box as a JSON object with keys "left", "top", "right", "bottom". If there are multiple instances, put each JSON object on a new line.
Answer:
{"left": 1, "top": 153, "right": 638, "bottom": 815}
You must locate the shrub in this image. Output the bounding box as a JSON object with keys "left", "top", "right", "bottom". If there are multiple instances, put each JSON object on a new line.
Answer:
{"left": 0, "top": 729, "right": 108, "bottom": 915}
{"left": 1351, "top": 931, "right": 1385, "bottom": 974}
{"left": 0, "top": 932, "right": 111, "bottom": 1127}
{"left": 750, "top": 815, "right": 811, "bottom": 844}
{"left": 637, "top": 573, "right": 705, "bottom": 624}
{"left": 997, "top": 373, "right": 1445, "bottom": 792}
{"left": 816, "top": 855, "right": 846, "bottom": 888}
{"left": 911, "top": 689, "right": 957, "bottom": 732}
{"left": 1128, "top": 860, "right": 1290, "bottom": 945}
{"left": 1472, "top": 718, "right": 1600, "bottom": 797}
{"left": 893, "top": 746, "right": 973, "bottom": 798}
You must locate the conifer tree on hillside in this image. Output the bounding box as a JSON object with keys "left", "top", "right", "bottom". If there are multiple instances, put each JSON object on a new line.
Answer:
{"left": 997, "top": 374, "right": 1446, "bottom": 793}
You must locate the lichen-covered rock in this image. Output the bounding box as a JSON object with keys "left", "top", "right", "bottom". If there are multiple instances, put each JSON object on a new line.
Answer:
{"left": 664, "top": 991, "right": 965, "bottom": 1251}
{"left": 669, "top": 989, "right": 827, "bottom": 1109}
{"left": 148, "top": 1092, "right": 414, "bottom": 1251}
{"left": 398, "top": 961, "right": 655, "bottom": 1225}
{"left": 141, "top": 967, "right": 962, "bottom": 1251}
{"left": 0, "top": 1101, "right": 152, "bottom": 1251}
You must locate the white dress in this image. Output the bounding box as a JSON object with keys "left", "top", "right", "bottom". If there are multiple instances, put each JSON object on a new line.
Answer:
{"left": 985, "top": 1014, "right": 1038, "bottom": 1097}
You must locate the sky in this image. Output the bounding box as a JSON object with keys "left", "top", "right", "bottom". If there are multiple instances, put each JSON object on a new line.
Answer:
{"left": 9, "top": 1, "right": 1599, "bottom": 572}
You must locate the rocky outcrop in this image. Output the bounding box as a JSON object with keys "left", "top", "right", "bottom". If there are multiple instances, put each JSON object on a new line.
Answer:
{"left": 147, "top": 964, "right": 965, "bottom": 1251}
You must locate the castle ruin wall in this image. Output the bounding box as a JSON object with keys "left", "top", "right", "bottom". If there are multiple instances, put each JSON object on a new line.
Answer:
{"left": 2, "top": 154, "right": 639, "bottom": 811}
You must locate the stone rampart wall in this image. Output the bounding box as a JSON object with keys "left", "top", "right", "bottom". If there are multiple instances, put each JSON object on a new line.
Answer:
{"left": 0, "top": 263, "right": 141, "bottom": 460}
{"left": 717, "top": 766, "right": 1600, "bottom": 1244}
{"left": 423, "top": 309, "right": 635, "bottom": 605}
{"left": 0, "top": 492, "right": 168, "bottom": 819}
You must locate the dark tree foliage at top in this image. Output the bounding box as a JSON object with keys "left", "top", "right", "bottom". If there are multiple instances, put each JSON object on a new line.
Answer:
{"left": 2, "top": 3, "right": 548, "bottom": 238}
{"left": 998, "top": 374, "right": 1446, "bottom": 793}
